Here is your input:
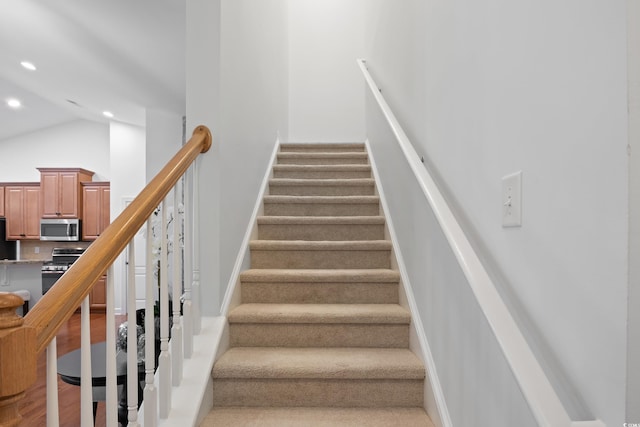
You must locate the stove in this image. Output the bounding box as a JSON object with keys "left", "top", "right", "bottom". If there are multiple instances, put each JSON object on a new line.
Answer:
{"left": 42, "top": 248, "right": 86, "bottom": 294}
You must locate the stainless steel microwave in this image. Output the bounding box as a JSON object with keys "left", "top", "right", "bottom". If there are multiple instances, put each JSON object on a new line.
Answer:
{"left": 40, "top": 219, "right": 81, "bottom": 241}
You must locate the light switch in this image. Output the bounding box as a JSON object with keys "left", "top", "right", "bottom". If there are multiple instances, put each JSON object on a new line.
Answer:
{"left": 502, "top": 171, "right": 522, "bottom": 227}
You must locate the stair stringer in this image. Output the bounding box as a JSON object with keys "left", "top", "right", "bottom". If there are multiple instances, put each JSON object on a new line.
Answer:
{"left": 365, "top": 139, "right": 453, "bottom": 427}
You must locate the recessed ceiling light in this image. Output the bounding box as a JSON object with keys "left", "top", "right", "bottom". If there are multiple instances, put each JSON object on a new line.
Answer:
{"left": 7, "top": 99, "right": 21, "bottom": 108}
{"left": 103, "top": 111, "right": 114, "bottom": 118}
{"left": 20, "top": 61, "right": 36, "bottom": 71}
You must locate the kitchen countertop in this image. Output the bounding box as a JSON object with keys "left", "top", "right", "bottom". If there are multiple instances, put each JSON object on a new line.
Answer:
{"left": 0, "top": 259, "right": 45, "bottom": 265}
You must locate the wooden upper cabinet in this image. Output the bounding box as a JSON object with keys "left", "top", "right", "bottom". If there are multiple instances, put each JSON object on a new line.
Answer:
{"left": 24, "top": 186, "right": 41, "bottom": 239}
{"left": 38, "top": 168, "right": 94, "bottom": 218}
{"left": 82, "top": 182, "right": 110, "bottom": 240}
{"left": 5, "top": 184, "right": 41, "bottom": 240}
{"left": 0, "top": 186, "right": 4, "bottom": 218}
{"left": 5, "top": 187, "right": 23, "bottom": 238}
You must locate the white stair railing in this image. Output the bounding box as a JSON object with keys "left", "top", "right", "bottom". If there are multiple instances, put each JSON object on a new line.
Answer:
{"left": 105, "top": 265, "right": 118, "bottom": 426}
{"left": 158, "top": 198, "right": 173, "bottom": 420}
{"left": 144, "top": 220, "right": 158, "bottom": 427}
{"left": 126, "top": 240, "right": 139, "bottom": 427}
{"left": 45, "top": 338, "right": 58, "bottom": 427}
{"left": 191, "top": 160, "right": 202, "bottom": 335}
{"left": 80, "top": 297, "right": 93, "bottom": 427}
{"left": 44, "top": 190, "right": 202, "bottom": 427}
{"left": 182, "top": 166, "right": 194, "bottom": 359}
{"left": 36, "top": 126, "right": 211, "bottom": 427}
{"left": 171, "top": 184, "right": 184, "bottom": 387}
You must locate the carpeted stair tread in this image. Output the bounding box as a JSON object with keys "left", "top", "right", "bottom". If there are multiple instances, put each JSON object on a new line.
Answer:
{"left": 270, "top": 178, "right": 375, "bottom": 186}
{"left": 277, "top": 152, "right": 369, "bottom": 165}
{"left": 280, "top": 143, "right": 366, "bottom": 152}
{"left": 201, "top": 407, "right": 434, "bottom": 427}
{"left": 207, "top": 142, "right": 431, "bottom": 425}
{"left": 228, "top": 303, "right": 410, "bottom": 324}
{"left": 257, "top": 216, "right": 385, "bottom": 225}
{"left": 273, "top": 164, "right": 372, "bottom": 179}
{"left": 277, "top": 152, "right": 368, "bottom": 160}
{"left": 250, "top": 240, "right": 391, "bottom": 251}
{"left": 213, "top": 347, "right": 424, "bottom": 380}
{"left": 240, "top": 268, "right": 399, "bottom": 283}
{"left": 250, "top": 241, "right": 392, "bottom": 269}
{"left": 263, "top": 195, "right": 379, "bottom": 202}
{"left": 269, "top": 179, "right": 375, "bottom": 196}
{"left": 263, "top": 198, "right": 380, "bottom": 216}
{"left": 240, "top": 269, "right": 400, "bottom": 304}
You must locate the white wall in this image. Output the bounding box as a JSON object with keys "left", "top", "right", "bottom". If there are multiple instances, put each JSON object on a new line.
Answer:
{"left": 218, "top": 0, "right": 288, "bottom": 306}
{"left": 0, "top": 119, "right": 110, "bottom": 181}
{"left": 628, "top": 0, "right": 640, "bottom": 421}
{"left": 146, "top": 109, "right": 184, "bottom": 182}
{"left": 365, "top": 1, "right": 628, "bottom": 426}
{"left": 187, "top": 0, "right": 289, "bottom": 315}
{"left": 287, "top": 0, "right": 365, "bottom": 142}
{"left": 109, "top": 121, "right": 146, "bottom": 313}
{"left": 187, "top": 0, "right": 222, "bottom": 316}
{"left": 366, "top": 109, "right": 537, "bottom": 426}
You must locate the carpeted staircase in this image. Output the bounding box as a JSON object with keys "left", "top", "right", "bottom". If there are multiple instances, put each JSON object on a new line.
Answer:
{"left": 201, "top": 143, "right": 434, "bottom": 426}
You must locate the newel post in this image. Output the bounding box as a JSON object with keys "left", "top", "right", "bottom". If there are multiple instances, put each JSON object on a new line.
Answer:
{"left": 0, "top": 294, "right": 36, "bottom": 427}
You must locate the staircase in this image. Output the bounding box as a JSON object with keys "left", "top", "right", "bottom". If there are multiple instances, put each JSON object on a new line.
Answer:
{"left": 201, "top": 143, "right": 433, "bottom": 426}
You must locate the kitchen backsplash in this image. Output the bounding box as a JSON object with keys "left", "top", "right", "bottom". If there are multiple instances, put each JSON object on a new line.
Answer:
{"left": 20, "top": 240, "right": 91, "bottom": 261}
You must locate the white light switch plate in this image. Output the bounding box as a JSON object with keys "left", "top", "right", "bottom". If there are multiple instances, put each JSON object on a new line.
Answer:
{"left": 502, "top": 171, "right": 522, "bottom": 227}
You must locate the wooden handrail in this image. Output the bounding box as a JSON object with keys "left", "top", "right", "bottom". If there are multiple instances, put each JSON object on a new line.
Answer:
{"left": 24, "top": 125, "right": 211, "bottom": 353}
{"left": 0, "top": 125, "right": 210, "bottom": 426}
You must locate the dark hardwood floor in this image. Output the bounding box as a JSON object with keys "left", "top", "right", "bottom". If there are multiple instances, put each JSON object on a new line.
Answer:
{"left": 19, "top": 312, "right": 125, "bottom": 427}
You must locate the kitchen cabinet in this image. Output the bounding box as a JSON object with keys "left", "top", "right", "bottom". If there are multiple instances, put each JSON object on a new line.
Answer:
{"left": 82, "top": 182, "right": 110, "bottom": 240}
{"left": 0, "top": 186, "right": 4, "bottom": 218}
{"left": 5, "top": 184, "right": 41, "bottom": 240}
{"left": 38, "top": 168, "right": 94, "bottom": 219}
{"left": 89, "top": 274, "right": 107, "bottom": 312}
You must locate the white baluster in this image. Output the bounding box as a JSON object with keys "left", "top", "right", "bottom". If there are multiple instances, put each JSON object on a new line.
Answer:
{"left": 192, "top": 160, "right": 201, "bottom": 334}
{"left": 159, "top": 200, "right": 172, "bottom": 418}
{"left": 80, "top": 297, "right": 93, "bottom": 427}
{"left": 127, "top": 241, "right": 140, "bottom": 427}
{"left": 46, "top": 337, "right": 59, "bottom": 427}
{"left": 144, "top": 219, "right": 158, "bottom": 427}
{"left": 183, "top": 166, "right": 193, "bottom": 358}
{"left": 171, "top": 184, "right": 183, "bottom": 385}
{"left": 105, "top": 266, "right": 118, "bottom": 426}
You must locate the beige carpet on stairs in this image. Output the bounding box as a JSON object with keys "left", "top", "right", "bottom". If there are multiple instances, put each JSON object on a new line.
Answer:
{"left": 201, "top": 143, "right": 434, "bottom": 427}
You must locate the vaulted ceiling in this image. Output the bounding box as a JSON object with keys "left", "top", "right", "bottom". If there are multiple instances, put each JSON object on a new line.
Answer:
{"left": 0, "top": 0, "right": 185, "bottom": 141}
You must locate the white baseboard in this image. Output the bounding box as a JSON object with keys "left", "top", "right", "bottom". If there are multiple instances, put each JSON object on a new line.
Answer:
{"left": 365, "top": 139, "right": 452, "bottom": 427}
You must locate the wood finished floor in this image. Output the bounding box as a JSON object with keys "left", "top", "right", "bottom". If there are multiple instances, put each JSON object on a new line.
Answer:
{"left": 19, "top": 312, "right": 125, "bottom": 427}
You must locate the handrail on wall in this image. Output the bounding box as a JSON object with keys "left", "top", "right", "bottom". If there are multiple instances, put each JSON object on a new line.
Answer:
{"left": 357, "top": 58, "right": 604, "bottom": 427}
{"left": 0, "top": 125, "right": 211, "bottom": 426}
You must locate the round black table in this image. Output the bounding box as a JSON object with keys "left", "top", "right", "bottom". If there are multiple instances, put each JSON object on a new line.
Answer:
{"left": 57, "top": 342, "right": 129, "bottom": 386}
{"left": 57, "top": 342, "right": 143, "bottom": 423}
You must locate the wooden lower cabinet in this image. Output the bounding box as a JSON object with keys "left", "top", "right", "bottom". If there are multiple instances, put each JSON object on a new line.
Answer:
{"left": 90, "top": 274, "right": 107, "bottom": 312}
